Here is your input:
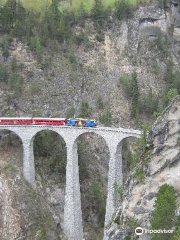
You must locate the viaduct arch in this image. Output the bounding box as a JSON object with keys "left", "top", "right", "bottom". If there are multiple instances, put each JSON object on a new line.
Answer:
{"left": 0, "top": 125, "right": 141, "bottom": 240}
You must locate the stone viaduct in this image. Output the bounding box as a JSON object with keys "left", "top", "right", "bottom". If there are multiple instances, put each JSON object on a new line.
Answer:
{"left": 0, "top": 125, "right": 141, "bottom": 240}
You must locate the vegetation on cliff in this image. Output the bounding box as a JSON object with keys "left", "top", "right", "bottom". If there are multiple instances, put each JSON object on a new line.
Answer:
{"left": 0, "top": 1, "right": 180, "bottom": 239}
{"left": 0, "top": 0, "right": 178, "bottom": 123}
{"left": 0, "top": 0, "right": 165, "bottom": 47}
{"left": 151, "top": 184, "right": 178, "bottom": 240}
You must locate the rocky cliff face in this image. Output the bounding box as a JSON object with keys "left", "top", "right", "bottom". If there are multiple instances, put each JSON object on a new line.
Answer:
{"left": 0, "top": 132, "right": 109, "bottom": 240}
{"left": 0, "top": 174, "right": 65, "bottom": 240}
{"left": 0, "top": 1, "right": 180, "bottom": 240}
{"left": 0, "top": 1, "right": 179, "bottom": 127}
{"left": 106, "top": 96, "right": 180, "bottom": 239}
{"left": 0, "top": 137, "right": 66, "bottom": 240}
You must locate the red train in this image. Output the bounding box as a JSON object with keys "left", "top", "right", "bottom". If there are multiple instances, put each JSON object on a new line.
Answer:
{"left": 0, "top": 118, "right": 97, "bottom": 127}
{"left": 0, "top": 118, "right": 67, "bottom": 125}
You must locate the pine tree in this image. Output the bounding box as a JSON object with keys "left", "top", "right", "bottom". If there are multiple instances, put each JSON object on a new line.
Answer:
{"left": 2, "top": 48, "right": 10, "bottom": 62}
{"left": 0, "top": 64, "right": 9, "bottom": 83}
{"left": 165, "top": 60, "right": 175, "bottom": 87}
{"left": 4, "top": 0, "right": 17, "bottom": 29}
{"left": 16, "top": 1, "right": 26, "bottom": 22}
{"left": 131, "top": 71, "right": 139, "bottom": 118}
{"left": 10, "top": 56, "right": 18, "bottom": 72}
{"left": 78, "top": 1, "right": 86, "bottom": 27}
{"left": 79, "top": 101, "right": 91, "bottom": 118}
{"left": 139, "top": 88, "right": 159, "bottom": 115}
{"left": 40, "top": 10, "right": 50, "bottom": 45}
{"left": 151, "top": 184, "right": 177, "bottom": 240}
{"left": 91, "top": 0, "right": 104, "bottom": 26}
{"left": 13, "top": 1, "right": 26, "bottom": 38}
{"left": 1, "top": 0, "right": 26, "bottom": 33}
{"left": 35, "top": 38, "right": 43, "bottom": 62}
{"left": 47, "top": 0, "right": 61, "bottom": 39}
{"left": 115, "top": 0, "right": 132, "bottom": 20}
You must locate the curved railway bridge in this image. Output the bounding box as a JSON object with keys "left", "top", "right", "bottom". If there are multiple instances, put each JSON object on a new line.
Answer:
{"left": 0, "top": 124, "right": 142, "bottom": 240}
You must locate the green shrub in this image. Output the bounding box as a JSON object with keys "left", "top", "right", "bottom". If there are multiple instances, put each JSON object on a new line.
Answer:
{"left": 96, "top": 33, "right": 104, "bottom": 42}
{"left": 115, "top": 0, "right": 133, "bottom": 21}
{"left": 99, "top": 205, "right": 106, "bottom": 227}
{"left": 118, "top": 74, "right": 131, "bottom": 96}
{"left": 10, "top": 56, "right": 18, "bottom": 72}
{"left": 158, "top": 0, "right": 167, "bottom": 8}
{"left": 29, "top": 37, "right": 37, "bottom": 52}
{"left": 66, "top": 107, "right": 75, "bottom": 118}
{"left": 14, "top": 76, "right": 24, "bottom": 94}
{"left": 124, "top": 217, "right": 138, "bottom": 240}
{"left": 130, "top": 125, "right": 149, "bottom": 170}
{"left": 35, "top": 38, "right": 43, "bottom": 61}
{"left": 10, "top": 73, "right": 24, "bottom": 93}
{"left": 89, "top": 181, "right": 102, "bottom": 203}
{"left": 4, "top": 163, "right": 17, "bottom": 174}
{"left": 0, "top": 34, "right": 13, "bottom": 49}
{"left": 77, "top": 2, "right": 87, "bottom": 27}
{"left": 130, "top": 72, "right": 139, "bottom": 118}
{"left": 97, "top": 95, "right": 104, "bottom": 110}
{"left": 151, "top": 184, "right": 177, "bottom": 240}
{"left": 99, "top": 107, "right": 112, "bottom": 126}
{"left": 154, "top": 60, "right": 160, "bottom": 75}
{"left": 134, "top": 167, "right": 145, "bottom": 183}
{"left": 34, "top": 130, "right": 66, "bottom": 175}
{"left": 89, "top": 181, "right": 106, "bottom": 227}
{"left": 122, "top": 139, "right": 133, "bottom": 178}
{"left": 27, "top": 70, "right": 34, "bottom": 79}
{"left": 0, "top": 64, "right": 9, "bottom": 84}
{"left": 165, "top": 66, "right": 180, "bottom": 95}
{"left": 91, "top": 0, "right": 104, "bottom": 22}
{"left": 30, "top": 82, "right": 41, "bottom": 95}
{"left": 79, "top": 100, "right": 91, "bottom": 118}
{"left": 165, "top": 88, "right": 178, "bottom": 106}
{"left": 37, "top": 227, "right": 47, "bottom": 239}
{"left": 78, "top": 141, "right": 89, "bottom": 181}
{"left": 156, "top": 29, "right": 165, "bottom": 52}
{"left": 139, "top": 89, "right": 159, "bottom": 116}
{"left": 47, "top": 158, "right": 57, "bottom": 172}
{"left": 162, "top": 60, "right": 180, "bottom": 107}
{"left": 118, "top": 72, "right": 139, "bottom": 118}
{"left": 2, "top": 47, "right": 10, "bottom": 62}
{"left": 172, "top": 71, "right": 180, "bottom": 92}
{"left": 69, "top": 54, "right": 77, "bottom": 64}
{"left": 165, "top": 60, "right": 175, "bottom": 87}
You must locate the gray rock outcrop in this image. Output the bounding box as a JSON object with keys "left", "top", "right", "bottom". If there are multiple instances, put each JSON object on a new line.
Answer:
{"left": 106, "top": 96, "right": 180, "bottom": 239}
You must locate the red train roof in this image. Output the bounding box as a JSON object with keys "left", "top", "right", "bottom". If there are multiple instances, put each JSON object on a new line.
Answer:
{"left": 0, "top": 117, "right": 67, "bottom": 120}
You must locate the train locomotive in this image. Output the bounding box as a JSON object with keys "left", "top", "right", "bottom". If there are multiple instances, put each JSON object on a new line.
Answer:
{"left": 0, "top": 117, "right": 97, "bottom": 127}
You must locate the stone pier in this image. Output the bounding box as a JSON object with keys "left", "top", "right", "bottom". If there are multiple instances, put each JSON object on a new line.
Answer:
{"left": 0, "top": 125, "right": 141, "bottom": 240}
{"left": 64, "top": 141, "right": 83, "bottom": 240}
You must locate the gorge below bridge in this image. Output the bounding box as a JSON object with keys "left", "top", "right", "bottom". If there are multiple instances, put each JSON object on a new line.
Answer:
{"left": 0, "top": 125, "right": 141, "bottom": 240}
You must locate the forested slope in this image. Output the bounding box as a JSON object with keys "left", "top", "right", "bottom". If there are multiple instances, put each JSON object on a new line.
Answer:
{"left": 0, "top": 0, "right": 180, "bottom": 239}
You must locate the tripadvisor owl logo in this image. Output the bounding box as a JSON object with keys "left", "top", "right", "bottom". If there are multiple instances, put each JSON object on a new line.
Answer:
{"left": 135, "top": 227, "right": 144, "bottom": 235}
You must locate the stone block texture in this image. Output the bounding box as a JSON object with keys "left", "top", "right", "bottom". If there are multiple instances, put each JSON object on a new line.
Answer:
{"left": 0, "top": 125, "right": 141, "bottom": 240}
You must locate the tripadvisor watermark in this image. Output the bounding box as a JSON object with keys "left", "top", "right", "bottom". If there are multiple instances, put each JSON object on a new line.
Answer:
{"left": 135, "top": 227, "right": 174, "bottom": 236}
{"left": 145, "top": 229, "right": 174, "bottom": 234}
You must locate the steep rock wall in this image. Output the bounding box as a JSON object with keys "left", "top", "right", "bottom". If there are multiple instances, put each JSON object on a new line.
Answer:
{"left": 106, "top": 96, "right": 180, "bottom": 239}
{"left": 0, "top": 1, "right": 179, "bottom": 127}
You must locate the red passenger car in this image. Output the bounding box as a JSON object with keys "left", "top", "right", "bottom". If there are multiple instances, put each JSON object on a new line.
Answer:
{"left": 0, "top": 118, "right": 67, "bottom": 125}
{"left": 33, "top": 118, "right": 67, "bottom": 125}
{"left": 0, "top": 118, "right": 32, "bottom": 125}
